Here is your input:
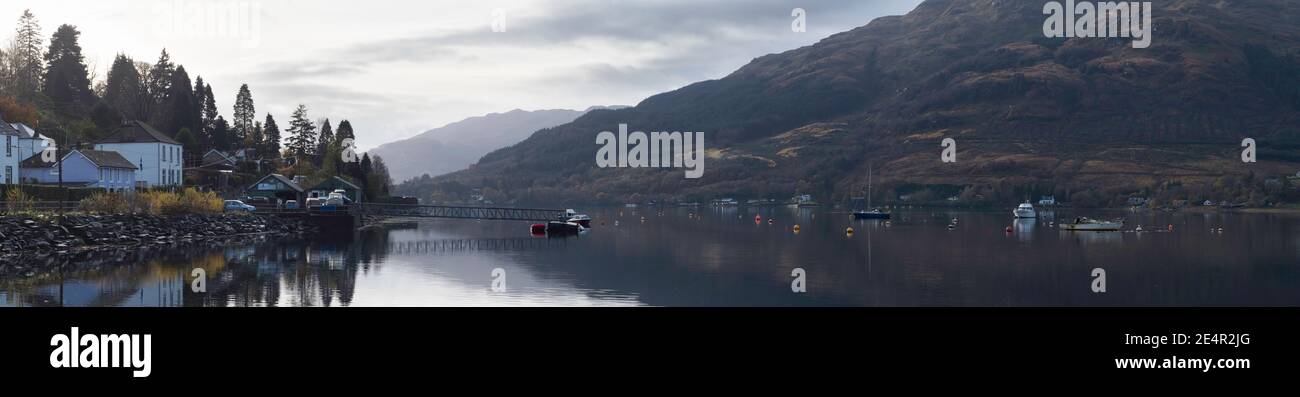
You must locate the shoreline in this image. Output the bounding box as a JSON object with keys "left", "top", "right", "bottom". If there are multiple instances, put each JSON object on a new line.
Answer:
{"left": 0, "top": 213, "right": 316, "bottom": 277}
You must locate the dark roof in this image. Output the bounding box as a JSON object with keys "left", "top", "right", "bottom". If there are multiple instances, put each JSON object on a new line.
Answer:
{"left": 77, "top": 150, "right": 139, "bottom": 169}
{"left": 248, "top": 173, "right": 304, "bottom": 192}
{"left": 20, "top": 153, "right": 53, "bottom": 168}
{"left": 99, "top": 120, "right": 180, "bottom": 145}
{"left": 310, "top": 176, "right": 361, "bottom": 191}
{"left": 19, "top": 149, "right": 137, "bottom": 170}
{"left": 0, "top": 118, "right": 18, "bottom": 136}
{"left": 10, "top": 123, "right": 38, "bottom": 139}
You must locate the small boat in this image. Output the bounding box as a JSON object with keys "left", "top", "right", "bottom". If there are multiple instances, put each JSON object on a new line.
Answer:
{"left": 1013, "top": 202, "right": 1037, "bottom": 219}
{"left": 1060, "top": 217, "right": 1123, "bottom": 231}
{"left": 561, "top": 209, "right": 593, "bottom": 228}
{"left": 568, "top": 214, "right": 593, "bottom": 228}
{"left": 853, "top": 209, "right": 892, "bottom": 220}
{"left": 852, "top": 164, "right": 891, "bottom": 219}
{"left": 546, "top": 221, "right": 583, "bottom": 235}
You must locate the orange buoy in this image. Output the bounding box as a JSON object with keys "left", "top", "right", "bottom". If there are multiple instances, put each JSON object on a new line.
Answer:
{"left": 846, "top": 227, "right": 855, "bottom": 234}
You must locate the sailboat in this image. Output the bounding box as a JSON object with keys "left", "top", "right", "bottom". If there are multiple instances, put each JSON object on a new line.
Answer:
{"left": 853, "top": 164, "right": 891, "bottom": 220}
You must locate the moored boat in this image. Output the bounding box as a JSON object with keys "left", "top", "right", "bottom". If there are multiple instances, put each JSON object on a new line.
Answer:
{"left": 1060, "top": 217, "right": 1123, "bottom": 231}
{"left": 1013, "top": 202, "right": 1037, "bottom": 219}
{"left": 853, "top": 209, "right": 892, "bottom": 220}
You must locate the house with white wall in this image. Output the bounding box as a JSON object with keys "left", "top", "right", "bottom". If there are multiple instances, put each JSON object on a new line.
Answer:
{"left": 95, "top": 120, "right": 183, "bottom": 188}
{"left": 21, "top": 149, "right": 137, "bottom": 192}
{"left": 0, "top": 120, "right": 19, "bottom": 185}
{"left": 11, "top": 122, "right": 52, "bottom": 163}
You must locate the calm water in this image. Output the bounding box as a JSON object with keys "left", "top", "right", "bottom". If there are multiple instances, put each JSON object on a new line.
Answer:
{"left": 3, "top": 207, "right": 1300, "bottom": 307}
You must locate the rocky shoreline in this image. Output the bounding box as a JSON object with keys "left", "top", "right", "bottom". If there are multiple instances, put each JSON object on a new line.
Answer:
{"left": 0, "top": 214, "right": 315, "bottom": 276}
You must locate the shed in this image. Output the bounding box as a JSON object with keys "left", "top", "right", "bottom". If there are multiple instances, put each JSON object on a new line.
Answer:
{"left": 245, "top": 173, "right": 304, "bottom": 203}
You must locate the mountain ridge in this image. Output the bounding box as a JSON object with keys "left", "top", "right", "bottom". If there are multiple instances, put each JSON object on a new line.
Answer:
{"left": 401, "top": 0, "right": 1300, "bottom": 208}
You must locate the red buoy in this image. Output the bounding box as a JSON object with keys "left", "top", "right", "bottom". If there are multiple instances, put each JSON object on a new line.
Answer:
{"left": 530, "top": 224, "right": 546, "bottom": 235}
{"left": 755, "top": 215, "right": 762, "bottom": 222}
{"left": 1005, "top": 226, "right": 1013, "bottom": 233}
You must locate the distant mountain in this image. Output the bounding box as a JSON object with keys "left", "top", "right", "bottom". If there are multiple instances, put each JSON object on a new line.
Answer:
{"left": 371, "top": 107, "right": 624, "bottom": 182}
{"left": 404, "top": 0, "right": 1300, "bottom": 207}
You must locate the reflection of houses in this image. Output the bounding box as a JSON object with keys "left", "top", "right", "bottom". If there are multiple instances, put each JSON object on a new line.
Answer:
{"left": 20, "top": 149, "right": 137, "bottom": 192}
{"left": 245, "top": 173, "right": 304, "bottom": 203}
{"left": 95, "top": 120, "right": 183, "bottom": 187}
{"left": 1038, "top": 196, "right": 1056, "bottom": 206}
{"left": 307, "top": 176, "right": 363, "bottom": 202}
{"left": 1127, "top": 197, "right": 1148, "bottom": 206}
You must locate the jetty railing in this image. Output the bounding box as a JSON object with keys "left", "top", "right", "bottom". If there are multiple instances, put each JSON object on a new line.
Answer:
{"left": 352, "top": 203, "right": 567, "bottom": 221}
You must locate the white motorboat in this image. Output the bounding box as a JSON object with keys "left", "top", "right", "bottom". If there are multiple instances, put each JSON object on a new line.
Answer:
{"left": 1013, "top": 202, "right": 1037, "bottom": 219}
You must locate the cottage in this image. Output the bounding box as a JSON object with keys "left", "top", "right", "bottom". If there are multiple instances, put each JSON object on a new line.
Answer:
{"left": 307, "top": 176, "right": 363, "bottom": 203}
{"left": 200, "top": 149, "right": 238, "bottom": 170}
{"left": 245, "top": 173, "right": 304, "bottom": 204}
{"left": 95, "top": 120, "right": 183, "bottom": 188}
{"left": 20, "top": 149, "right": 137, "bottom": 192}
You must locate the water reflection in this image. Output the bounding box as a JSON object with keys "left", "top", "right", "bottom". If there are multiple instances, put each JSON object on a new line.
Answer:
{"left": 3, "top": 208, "right": 1300, "bottom": 307}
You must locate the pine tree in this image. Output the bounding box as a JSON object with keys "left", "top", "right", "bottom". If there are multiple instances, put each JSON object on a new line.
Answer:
{"left": 336, "top": 119, "right": 355, "bottom": 145}
{"left": 42, "top": 24, "right": 95, "bottom": 116}
{"left": 232, "top": 83, "right": 255, "bottom": 148}
{"left": 316, "top": 118, "right": 334, "bottom": 160}
{"left": 212, "top": 116, "right": 231, "bottom": 151}
{"left": 201, "top": 83, "right": 218, "bottom": 149}
{"left": 146, "top": 49, "right": 175, "bottom": 126}
{"left": 286, "top": 104, "right": 316, "bottom": 158}
{"left": 263, "top": 113, "right": 281, "bottom": 157}
{"left": 165, "top": 65, "right": 197, "bottom": 136}
{"left": 8, "top": 10, "right": 44, "bottom": 100}
{"left": 251, "top": 120, "right": 264, "bottom": 155}
{"left": 104, "top": 54, "right": 144, "bottom": 119}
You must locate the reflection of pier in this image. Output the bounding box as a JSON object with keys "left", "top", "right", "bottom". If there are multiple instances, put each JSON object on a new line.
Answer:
{"left": 354, "top": 204, "right": 567, "bottom": 222}
{"left": 385, "top": 238, "right": 569, "bottom": 255}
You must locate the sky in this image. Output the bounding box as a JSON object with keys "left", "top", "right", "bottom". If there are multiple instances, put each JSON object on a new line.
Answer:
{"left": 1, "top": 0, "right": 923, "bottom": 151}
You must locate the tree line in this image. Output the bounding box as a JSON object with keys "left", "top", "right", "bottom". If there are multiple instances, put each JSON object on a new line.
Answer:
{"left": 0, "top": 9, "right": 391, "bottom": 198}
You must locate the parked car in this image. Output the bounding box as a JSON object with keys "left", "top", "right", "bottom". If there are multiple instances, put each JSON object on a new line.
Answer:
{"left": 284, "top": 200, "right": 299, "bottom": 210}
{"left": 305, "top": 197, "right": 325, "bottom": 208}
{"left": 325, "top": 192, "right": 347, "bottom": 206}
{"left": 224, "top": 200, "right": 256, "bottom": 213}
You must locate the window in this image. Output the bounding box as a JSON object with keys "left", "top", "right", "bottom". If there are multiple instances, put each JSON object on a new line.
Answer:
{"left": 4, "top": 166, "right": 11, "bottom": 185}
{"left": 5, "top": 136, "right": 11, "bottom": 157}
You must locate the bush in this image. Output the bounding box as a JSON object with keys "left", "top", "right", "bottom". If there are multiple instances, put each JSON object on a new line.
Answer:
{"left": 4, "top": 187, "right": 35, "bottom": 214}
{"left": 138, "top": 191, "right": 180, "bottom": 215}
{"left": 80, "top": 192, "right": 130, "bottom": 214}
{"left": 178, "top": 188, "right": 223, "bottom": 214}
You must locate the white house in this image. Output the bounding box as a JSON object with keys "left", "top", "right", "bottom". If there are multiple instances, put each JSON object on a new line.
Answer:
{"left": 95, "top": 120, "right": 183, "bottom": 188}
{"left": 0, "top": 120, "right": 19, "bottom": 185}
{"left": 11, "top": 122, "right": 52, "bottom": 163}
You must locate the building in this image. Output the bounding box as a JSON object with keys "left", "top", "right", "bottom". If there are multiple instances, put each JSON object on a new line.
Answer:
{"left": 245, "top": 173, "right": 304, "bottom": 204}
{"left": 1038, "top": 196, "right": 1056, "bottom": 206}
{"left": 95, "top": 120, "right": 183, "bottom": 188}
{"left": 20, "top": 149, "right": 137, "bottom": 192}
{"left": 0, "top": 119, "right": 19, "bottom": 185}
{"left": 201, "top": 149, "right": 238, "bottom": 170}
{"left": 307, "top": 176, "right": 363, "bottom": 203}
{"left": 10, "top": 122, "right": 49, "bottom": 162}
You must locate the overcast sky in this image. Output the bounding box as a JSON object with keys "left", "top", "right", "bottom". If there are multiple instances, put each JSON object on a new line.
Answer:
{"left": 1, "top": 0, "right": 922, "bottom": 151}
